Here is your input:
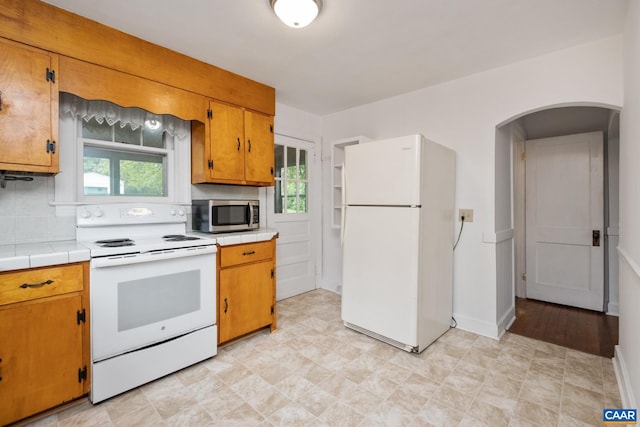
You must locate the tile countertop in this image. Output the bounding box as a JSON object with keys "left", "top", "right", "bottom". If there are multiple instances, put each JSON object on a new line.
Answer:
{"left": 0, "top": 240, "right": 91, "bottom": 272}
{"left": 198, "top": 228, "right": 279, "bottom": 247}
{"left": 0, "top": 229, "right": 278, "bottom": 272}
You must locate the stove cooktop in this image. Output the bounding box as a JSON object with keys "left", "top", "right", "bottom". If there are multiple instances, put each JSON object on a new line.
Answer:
{"left": 80, "top": 234, "right": 214, "bottom": 257}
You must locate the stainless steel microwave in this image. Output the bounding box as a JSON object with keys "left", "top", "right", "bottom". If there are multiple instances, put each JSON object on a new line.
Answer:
{"left": 192, "top": 200, "right": 260, "bottom": 233}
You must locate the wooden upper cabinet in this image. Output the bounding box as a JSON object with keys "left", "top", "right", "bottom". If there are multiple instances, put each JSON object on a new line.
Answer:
{"left": 0, "top": 38, "right": 58, "bottom": 174}
{"left": 245, "top": 110, "right": 275, "bottom": 186}
{"left": 192, "top": 100, "right": 275, "bottom": 186}
{"left": 208, "top": 101, "right": 245, "bottom": 183}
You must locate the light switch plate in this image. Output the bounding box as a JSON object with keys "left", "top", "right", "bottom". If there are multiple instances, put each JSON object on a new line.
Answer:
{"left": 459, "top": 209, "right": 474, "bottom": 222}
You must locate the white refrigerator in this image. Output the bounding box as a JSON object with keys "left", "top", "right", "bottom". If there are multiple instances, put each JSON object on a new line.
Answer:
{"left": 341, "top": 134, "right": 456, "bottom": 353}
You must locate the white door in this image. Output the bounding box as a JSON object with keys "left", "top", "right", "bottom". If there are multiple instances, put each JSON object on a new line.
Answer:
{"left": 266, "top": 135, "right": 317, "bottom": 300}
{"left": 525, "top": 131, "right": 604, "bottom": 311}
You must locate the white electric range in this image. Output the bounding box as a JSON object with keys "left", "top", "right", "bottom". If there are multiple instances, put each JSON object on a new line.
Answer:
{"left": 76, "top": 203, "right": 218, "bottom": 403}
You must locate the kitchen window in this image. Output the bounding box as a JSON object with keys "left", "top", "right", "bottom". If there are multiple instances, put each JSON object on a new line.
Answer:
{"left": 58, "top": 93, "right": 190, "bottom": 203}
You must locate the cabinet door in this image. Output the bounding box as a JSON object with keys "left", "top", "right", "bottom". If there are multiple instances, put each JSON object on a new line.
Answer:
{"left": 0, "top": 38, "right": 58, "bottom": 173}
{"left": 244, "top": 110, "right": 275, "bottom": 186}
{"left": 0, "top": 296, "right": 84, "bottom": 426}
{"left": 218, "top": 261, "right": 274, "bottom": 343}
{"left": 208, "top": 101, "right": 245, "bottom": 184}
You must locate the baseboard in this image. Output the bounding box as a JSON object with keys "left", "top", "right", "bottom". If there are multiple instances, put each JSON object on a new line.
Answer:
{"left": 497, "top": 304, "right": 516, "bottom": 338}
{"left": 452, "top": 313, "right": 500, "bottom": 339}
{"left": 317, "top": 279, "right": 341, "bottom": 294}
{"left": 613, "top": 345, "right": 637, "bottom": 408}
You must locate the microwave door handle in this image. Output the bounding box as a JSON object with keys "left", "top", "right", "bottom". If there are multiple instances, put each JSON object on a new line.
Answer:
{"left": 248, "top": 203, "right": 255, "bottom": 228}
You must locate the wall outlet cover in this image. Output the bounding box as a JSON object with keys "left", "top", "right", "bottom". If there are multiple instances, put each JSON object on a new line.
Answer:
{"left": 459, "top": 209, "right": 474, "bottom": 222}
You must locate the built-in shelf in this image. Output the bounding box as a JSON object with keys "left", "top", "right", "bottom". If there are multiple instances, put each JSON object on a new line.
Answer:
{"left": 330, "top": 136, "right": 370, "bottom": 229}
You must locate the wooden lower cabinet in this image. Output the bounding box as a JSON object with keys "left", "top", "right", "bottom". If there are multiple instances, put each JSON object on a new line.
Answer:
{"left": 0, "top": 263, "right": 89, "bottom": 426}
{"left": 217, "top": 239, "right": 276, "bottom": 344}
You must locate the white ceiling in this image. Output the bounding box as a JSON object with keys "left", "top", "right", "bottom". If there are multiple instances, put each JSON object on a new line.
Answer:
{"left": 43, "top": 0, "right": 629, "bottom": 116}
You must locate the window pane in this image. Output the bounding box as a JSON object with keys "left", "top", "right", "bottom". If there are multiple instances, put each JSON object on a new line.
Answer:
{"left": 286, "top": 180, "right": 297, "bottom": 213}
{"left": 286, "top": 147, "right": 297, "bottom": 179}
{"left": 299, "top": 149, "right": 307, "bottom": 180}
{"left": 114, "top": 123, "right": 142, "bottom": 145}
{"left": 274, "top": 145, "right": 284, "bottom": 178}
{"left": 83, "top": 155, "right": 111, "bottom": 195}
{"left": 298, "top": 182, "right": 307, "bottom": 213}
{"left": 142, "top": 119, "right": 164, "bottom": 148}
{"left": 274, "top": 180, "right": 283, "bottom": 214}
{"left": 82, "top": 118, "right": 112, "bottom": 141}
{"left": 120, "top": 159, "right": 165, "bottom": 196}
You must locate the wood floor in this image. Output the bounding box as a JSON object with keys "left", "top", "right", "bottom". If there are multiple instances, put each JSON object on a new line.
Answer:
{"left": 508, "top": 297, "right": 619, "bottom": 358}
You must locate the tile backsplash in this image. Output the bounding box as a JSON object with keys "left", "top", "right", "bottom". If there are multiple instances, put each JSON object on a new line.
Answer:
{"left": 0, "top": 176, "right": 76, "bottom": 245}
{"left": 0, "top": 178, "right": 264, "bottom": 245}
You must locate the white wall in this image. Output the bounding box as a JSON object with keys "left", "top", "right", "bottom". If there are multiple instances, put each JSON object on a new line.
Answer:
{"left": 321, "top": 36, "right": 623, "bottom": 338}
{"left": 616, "top": 0, "right": 640, "bottom": 408}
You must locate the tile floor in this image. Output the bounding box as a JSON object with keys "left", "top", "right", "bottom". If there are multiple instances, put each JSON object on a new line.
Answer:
{"left": 24, "top": 289, "right": 621, "bottom": 426}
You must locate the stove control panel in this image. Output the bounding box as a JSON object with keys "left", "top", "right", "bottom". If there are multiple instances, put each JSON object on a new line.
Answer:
{"left": 77, "top": 204, "right": 188, "bottom": 227}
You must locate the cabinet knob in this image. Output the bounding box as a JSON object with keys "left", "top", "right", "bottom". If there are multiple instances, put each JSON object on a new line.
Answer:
{"left": 248, "top": 139, "right": 252, "bottom": 153}
{"left": 237, "top": 138, "right": 241, "bottom": 151}
{"left": 224, "top": 297, "right": 228, "bottom": 314}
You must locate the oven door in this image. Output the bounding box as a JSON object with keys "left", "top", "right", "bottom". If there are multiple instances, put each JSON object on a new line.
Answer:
{"left": 90, "top": 246, "right": 216, "bottom": 362}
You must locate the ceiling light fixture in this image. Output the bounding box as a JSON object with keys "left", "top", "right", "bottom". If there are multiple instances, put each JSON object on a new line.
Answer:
{"left": 270, "top": 0, "right": 323, "bottom": 28}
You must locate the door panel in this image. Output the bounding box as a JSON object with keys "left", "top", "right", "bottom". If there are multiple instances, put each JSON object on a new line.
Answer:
{"left": 208, "top": 101, "right": 244, "bottom": 182}
{"left": 267, "top": 135, "right": 317, "bottom": 300}
{"left": 219, "top": 261, "right": 273, "bottom": 343}
{"left": 0, "top": 39, "right": 54, "bottom": 168}
{"left": 0, "top": 296, "right": 84, "bottom": 425}
{"left": 525, "top": 132, "right": 604, "bottom": 310}
{"left": 245, "top": 111, "right": 274, "bottom": 185}
{"left": 342, "top": 206, "right": 420, "bottom": 346}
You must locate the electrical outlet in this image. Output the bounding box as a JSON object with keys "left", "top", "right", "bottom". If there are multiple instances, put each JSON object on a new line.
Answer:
{"left": 459, "top": 209, "right": 474, "bottom": 222}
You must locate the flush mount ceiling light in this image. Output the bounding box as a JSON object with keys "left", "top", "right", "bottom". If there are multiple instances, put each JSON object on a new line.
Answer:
{"left": 270, "top": 0, "right": 323, "bottom": 28}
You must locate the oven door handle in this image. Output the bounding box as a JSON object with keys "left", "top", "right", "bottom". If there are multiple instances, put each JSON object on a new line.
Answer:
{"left": 91, "top": 245, "right": 217, "bottom": 268}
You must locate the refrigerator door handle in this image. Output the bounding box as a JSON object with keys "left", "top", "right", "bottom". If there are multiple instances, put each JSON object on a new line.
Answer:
{"left": 340, "top": 163, "right": 347, "bottom": 247}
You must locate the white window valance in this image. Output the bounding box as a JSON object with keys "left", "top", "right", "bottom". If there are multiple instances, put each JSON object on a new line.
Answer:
{"left": 59, "top": 92, "right": 190, "bottom": 139}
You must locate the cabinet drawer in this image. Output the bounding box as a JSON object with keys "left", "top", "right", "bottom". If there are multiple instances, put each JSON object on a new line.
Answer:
{"left": 220, "top": 241, "right": 273, "bottom": 268}
{"left": 0, "top": 264, "right": 84, "bottom": 306}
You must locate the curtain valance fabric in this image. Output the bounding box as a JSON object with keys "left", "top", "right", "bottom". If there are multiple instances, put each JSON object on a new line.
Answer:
{"left": 59, "top": 92, "right": 190, "bottom": 139}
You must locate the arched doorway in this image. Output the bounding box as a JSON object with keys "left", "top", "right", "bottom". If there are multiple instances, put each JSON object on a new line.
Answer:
{"left": 495, "top": 104, "right": 620, "bottom": 356}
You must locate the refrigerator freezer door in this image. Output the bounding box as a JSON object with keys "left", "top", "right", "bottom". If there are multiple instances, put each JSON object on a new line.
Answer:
{"left": 344, "top": 135, "right": 422, "bottom": 206}
{"left": 341, "top": 206, "right": 420, "bottom": 347}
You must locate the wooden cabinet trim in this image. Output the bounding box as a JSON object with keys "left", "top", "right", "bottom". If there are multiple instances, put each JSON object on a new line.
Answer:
{"left": 0, "top": 0, "right": 275, "bottom": 115}
{"left": 59, "top": 56, "right": 208, "bottom": 122}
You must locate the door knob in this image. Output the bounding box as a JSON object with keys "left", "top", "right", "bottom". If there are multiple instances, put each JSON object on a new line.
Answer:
{"left": 592, "top": 230, "right": 600, "bottom": 247}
